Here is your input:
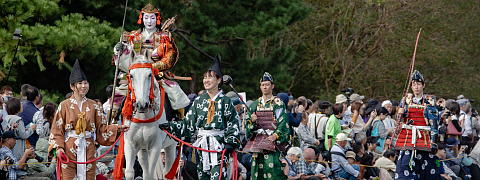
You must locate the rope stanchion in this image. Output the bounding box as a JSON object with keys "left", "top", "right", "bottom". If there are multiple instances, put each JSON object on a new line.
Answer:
{"left": 56, "top": 132, "right": 124, "bottom": 180}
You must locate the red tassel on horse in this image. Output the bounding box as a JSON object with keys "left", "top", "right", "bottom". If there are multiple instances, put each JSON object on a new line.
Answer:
{"left": 113, "top": 133, "right": 125, "bottom": 180}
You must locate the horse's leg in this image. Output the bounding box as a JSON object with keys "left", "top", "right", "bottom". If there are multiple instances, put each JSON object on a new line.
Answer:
{"left": 137, "top": 149, "right": 150, "bottom": 179}
{"left": 164, "top": 138, "right": 178, "bottom": 173}
{"left": 155, "top": 150, "right": 165, "bottom": 180}
{"left": 145, "top": 131, "right": 163, "bottom": 180}
{"left": 124, "top": 137, "right": 138, "bottom": 180}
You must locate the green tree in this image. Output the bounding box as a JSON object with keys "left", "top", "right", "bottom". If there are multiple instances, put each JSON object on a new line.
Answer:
{"left": 277, "top": 0, "right": 480, "bottom": 103}
{"left": 0, "top": 0, "right": 119, "bottom": 100}
{"left": 1, "top": 0, "right": 309, "bottom": 101}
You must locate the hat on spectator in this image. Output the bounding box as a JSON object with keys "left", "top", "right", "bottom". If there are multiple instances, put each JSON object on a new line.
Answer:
{"left": 319, "top": 101, "right": 332, "bottom": 110}
{"left": 457, "top": 99, "right": 469, "bottom": 107}
{"left": 350, "top": 94, "right": 364, "bottom": 102}
{"left": 346, "top": 151, "right": 356, "bottom": 160}
{"left": 381, "top": 100, "right": 392, "bottom": 107}
{"left": 457, "top": 94, "right": 465, "bottom": 100}
{"left": 336, "top": 133, "right": 351, "bottom": 142}
{"left": 2, "top": 130, "right": 16, "bottom": 139}
{"left": 277, "top": 93, "right": 289, "bottom": 106}
{"left": 335, "top": 94, "right": 348, "bottom": 104}
{"left": 231, "top": 98, "right": 241, "bottom": 106}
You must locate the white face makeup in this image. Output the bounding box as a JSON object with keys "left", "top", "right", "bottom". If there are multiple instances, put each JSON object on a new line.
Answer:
{"left": 142, "top": 13, "right": 157, "bottom": 31}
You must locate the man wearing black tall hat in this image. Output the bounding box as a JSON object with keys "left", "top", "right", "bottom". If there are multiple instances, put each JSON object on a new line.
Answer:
{"left": 0, "top": 130, "right": 34, "bottom": 179}
{"left": 170, "top": 58, "right": 240, "bottom": 179}
{"left": 49, "top": 60, "right": 129, "bottom": 180}
{"left": 394, "top": 70, "right": 440, "bottom": 180}
{"left": 244, "top": 72, "right": 289, "bottom": 180}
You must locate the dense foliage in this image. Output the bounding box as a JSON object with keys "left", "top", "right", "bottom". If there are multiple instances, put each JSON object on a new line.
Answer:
{"left": 1, "top": 0, "right": 478, "bottom": 104}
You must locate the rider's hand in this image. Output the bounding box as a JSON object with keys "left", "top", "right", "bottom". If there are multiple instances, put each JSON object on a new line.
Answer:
{"left": 119, "top": 125, "right": 130, "bottom": 132}
{"left": 114, "top": 42, "right": 126, "bottom": 54}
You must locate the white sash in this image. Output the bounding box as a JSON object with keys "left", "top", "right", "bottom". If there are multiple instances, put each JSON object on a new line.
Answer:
{"left": 65, "top": 130, "right": 94, "bottom": 180}
{"left": 192, "top": 129, "right": 224, "bottom": 171}
{"left": 401, "top": 124, "right": 430, "bottom": 145}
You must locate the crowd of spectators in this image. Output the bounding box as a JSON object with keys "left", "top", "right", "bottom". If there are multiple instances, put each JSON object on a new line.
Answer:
{"left": 1, "top": 83, "right": 480, "bottom": 180}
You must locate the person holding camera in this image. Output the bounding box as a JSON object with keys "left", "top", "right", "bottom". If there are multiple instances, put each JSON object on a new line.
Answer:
{"left": 443, "top": 101, "right": 462, "bottom": 140}
{"left": 0, "top": 130, "right": 35, "bottom": 180}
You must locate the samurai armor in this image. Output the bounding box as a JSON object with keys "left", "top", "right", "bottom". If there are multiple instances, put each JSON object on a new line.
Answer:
{"left": 244, "top": 111, "right": 277, "bottom": 153}
{"left": 394, "top": 105, "right": 432, "bottom": 151}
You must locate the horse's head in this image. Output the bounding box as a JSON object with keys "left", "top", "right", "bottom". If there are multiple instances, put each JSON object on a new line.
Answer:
{"left": 128, "top": 55, "right": 155, "bottom": 113}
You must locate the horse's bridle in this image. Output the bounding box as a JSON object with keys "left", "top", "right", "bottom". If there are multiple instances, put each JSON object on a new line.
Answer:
{"left": 123, "top": 62, "right": 165, "bottom": 123}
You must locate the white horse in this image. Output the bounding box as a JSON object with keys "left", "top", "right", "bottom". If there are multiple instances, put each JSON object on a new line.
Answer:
{"left": 123, "top": 55, "right": 180, "bottom": 180}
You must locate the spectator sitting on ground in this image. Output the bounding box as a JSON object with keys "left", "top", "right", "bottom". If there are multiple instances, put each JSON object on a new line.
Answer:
{"left": 2, "top": 98, "right": 36, "bottom": 159}
{"left": 374, "top": 149, "right": 396, "bottom": 178}
{"left": 359, "top": 152, "right": 379, "bottom": 180}
{"left": 435, "top": 143, "right": 461, "bottom": 180}
{"left": 25, "top": 144, "right": 55, "bottom": 179}
{"left": 281, "top": 146, "right": 306, "bottom": 179}
{"left": 365, "top": 136, "right": 382, "bottom": 160}
{"left": 302, "top": 147, "right": 329, "bottom": 179}
{"left": 352, "top": 141, "right": 365, "bottom": 163}
{"left": 445, "top": 137, "right": 462, "bottom": 175}
{"left": 331, "top": 133, "right": 359, "bottom": 180}
{"left": 0, "top": 130, "right": 35, "bottom": 179}
{"left": 345, "top": 151, "right": 356, "bottom": 165}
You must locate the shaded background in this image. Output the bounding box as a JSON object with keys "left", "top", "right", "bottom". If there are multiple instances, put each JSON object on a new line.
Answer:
{"left": 1, "top": 0, "right": 479, "bottom": 105}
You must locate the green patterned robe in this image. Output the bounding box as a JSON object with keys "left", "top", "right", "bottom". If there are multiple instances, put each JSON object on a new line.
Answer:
{"left": 170, "top": 91, "right": 240, "bottom": 180}
{"left": 246, "top": 96, "right": 289, "bottom": 180}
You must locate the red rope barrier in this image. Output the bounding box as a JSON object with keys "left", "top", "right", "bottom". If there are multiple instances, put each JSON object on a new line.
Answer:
{"left": 56, "top": 132, "right": 124, "bottom": 180}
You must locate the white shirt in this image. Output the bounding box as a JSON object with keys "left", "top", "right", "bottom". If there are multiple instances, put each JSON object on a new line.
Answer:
{"left": 460, "top": 111, "right": 473, "bottom": 137}
{"left": 342, "top": 106, "right": 352, "bottom": 125}
{"left": 308, "top": 113, "right": 328, "bottom": 139}
{"left": 383, "top": 116, "right": 396, "bottom": 130}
